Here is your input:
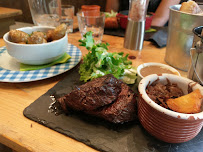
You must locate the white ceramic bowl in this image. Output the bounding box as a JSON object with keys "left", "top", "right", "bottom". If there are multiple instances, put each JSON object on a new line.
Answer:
{"left": 137, "top": 62, "right": 180, "bottom": 82}
{"left": 3, "top": 26, "right": 68, "bottom": 65}
{"left": 138, "top": 74, "right": 203, "bottom": 143}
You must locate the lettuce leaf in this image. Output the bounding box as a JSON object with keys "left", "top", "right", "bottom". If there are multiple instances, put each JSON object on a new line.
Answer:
{"left": 104, "top": 10, "right": 118, "bottom": 18}
{"left": 79, "top": 31, "right": 137, "bottom": 84}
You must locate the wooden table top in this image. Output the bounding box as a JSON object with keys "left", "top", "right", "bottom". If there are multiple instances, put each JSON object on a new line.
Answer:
{"left": 0, "top": 7, "right": 22, "bottom": 19}
{"left": 0, "top": 32, "right": 187, "bottom": 152}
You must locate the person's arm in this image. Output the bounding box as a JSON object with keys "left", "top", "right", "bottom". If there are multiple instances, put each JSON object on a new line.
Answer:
{"left": 151, "top": 0, "right": 181, "bottom": 26}
{"left": 105, "top": 0, "right": 119, "bottom": 12}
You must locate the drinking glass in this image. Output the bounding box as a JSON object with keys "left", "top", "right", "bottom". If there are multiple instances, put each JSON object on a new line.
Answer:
{"left": 77, "top": 11, "right": 105, "bottom": 44}
{"left": 60, "top": 5, "right": 74, "bottom": 33}
{"left": 28, "top": 0, "right": 61, "bottom": 27}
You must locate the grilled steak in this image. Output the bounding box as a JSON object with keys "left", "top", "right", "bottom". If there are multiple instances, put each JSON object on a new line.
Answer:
{"left": 87, "top": 83, "right": 137, "bottom": 123}
{"left": 58, "top": 75, "right": 122, "bottom": 111}
{"left": 58, "top": 74, "right": 137, "bottom": 123}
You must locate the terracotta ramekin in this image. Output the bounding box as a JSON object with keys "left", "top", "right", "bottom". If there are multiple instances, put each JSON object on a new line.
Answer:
{"left": 81, "top": 5, "right": 100, "bottom": 16}
{"left": 138, "top": 74, "right": 203, "bottom": 143}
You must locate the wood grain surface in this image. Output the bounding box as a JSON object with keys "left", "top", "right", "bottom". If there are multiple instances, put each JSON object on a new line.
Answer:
{"left": 0, "top": 7, "right": 22, "bottom": 19}
{"left": 0, "top": 31, "right": 187, "bottom": 152}
{"left": 0, "top": 7, "right": 23, "bottom": 37}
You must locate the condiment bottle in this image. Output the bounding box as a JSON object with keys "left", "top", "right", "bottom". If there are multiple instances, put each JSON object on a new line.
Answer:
{"left": 124, "top": 0, "right": 149, "bottom": 51}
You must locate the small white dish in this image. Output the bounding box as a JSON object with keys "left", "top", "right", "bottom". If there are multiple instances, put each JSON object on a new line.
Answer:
{"left": 3, "top": 26, "right": 68, "bottom": 65}
{"left": 137, "top": 62, "right": 181, "bottom": 83}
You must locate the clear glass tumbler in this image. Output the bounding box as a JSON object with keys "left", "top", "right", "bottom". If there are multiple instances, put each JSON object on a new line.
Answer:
{"left": 60, "top": 5, "right": 75, "bottom": 33}
{"left": 28, "top": 0, "right": 61, "bottom": 27}
{"left": 77, "top": 11, "right": 105, "bottom": 44}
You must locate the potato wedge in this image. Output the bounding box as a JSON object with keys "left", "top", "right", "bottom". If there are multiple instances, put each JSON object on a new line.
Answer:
{"left": 51, "top": 23, "right": 67, "bottom": 40}
{"left": 9, "top": 30, "right": 29, "bottom": 43}
{"left": 166, "top": 89, "right": 203, "bottom": 114}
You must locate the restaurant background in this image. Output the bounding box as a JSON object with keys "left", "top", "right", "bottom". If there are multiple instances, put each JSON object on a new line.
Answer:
{"left": 0, "top": 0, "right": 107, "bottom": 24}
{"left": 1, "top": 0, "right": 202, "bottom": 24}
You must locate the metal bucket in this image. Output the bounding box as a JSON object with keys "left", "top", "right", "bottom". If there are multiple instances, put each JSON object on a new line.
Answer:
{"left": 165, "top": 5, "right": 203, "bottom": 71}
{"left": 187, "top": 26, "right": 203, "bottom": 85}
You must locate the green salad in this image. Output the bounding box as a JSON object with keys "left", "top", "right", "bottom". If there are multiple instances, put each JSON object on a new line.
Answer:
{"left": 79, "top": 31, "right": 137, "bottom": 84}
{"left": 104, "top": 10, "right": 118, "bottom": 18}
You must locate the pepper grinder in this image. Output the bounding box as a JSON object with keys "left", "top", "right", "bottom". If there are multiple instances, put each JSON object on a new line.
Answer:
{"left": 124, "top": 0, "right": 149, "bottom": 51}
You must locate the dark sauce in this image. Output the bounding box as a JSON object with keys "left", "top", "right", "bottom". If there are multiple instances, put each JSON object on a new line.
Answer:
{"left": 128, "top": 55, "right": 136, "bottom": 60}
{"left": 140, "top": 65, "right": 176, "bottom": 77}
{"left": 146, "top": 79, "right": 184, "bottom": 109}
{"left": 48, "top": 95, "right": 64, "bottom": 116}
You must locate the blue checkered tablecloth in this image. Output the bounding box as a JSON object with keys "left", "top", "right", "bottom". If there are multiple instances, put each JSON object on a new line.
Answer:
{"left": 0, "top": 44, "right": 82, "bottom": 82}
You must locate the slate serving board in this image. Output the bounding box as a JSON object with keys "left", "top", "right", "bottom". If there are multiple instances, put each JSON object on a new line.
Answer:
{"left": 23, "top": 66, "right": 203, "bottom": 152}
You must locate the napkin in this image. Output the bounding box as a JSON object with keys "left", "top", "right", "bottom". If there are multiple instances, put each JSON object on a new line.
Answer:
{"left": 148, "top": 27, "right": 168, "bottom": 48}
{"left": 20, "top": 53, "right": 71, "bottom": 71}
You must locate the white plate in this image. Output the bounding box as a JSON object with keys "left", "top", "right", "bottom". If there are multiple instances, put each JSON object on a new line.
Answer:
{"left": 0, "top": 44, "right": 82, "bottom": 82}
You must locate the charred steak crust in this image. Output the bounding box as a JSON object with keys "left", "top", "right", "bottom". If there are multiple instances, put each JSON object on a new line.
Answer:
{"left": 58, "top": 75, "right": 122, "bottom": 111}
{"left": 87, "top": 83, "right": 137, "bottom": 123}
{"left": 57, "top": 75, "right": 137, "bottom": 123}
